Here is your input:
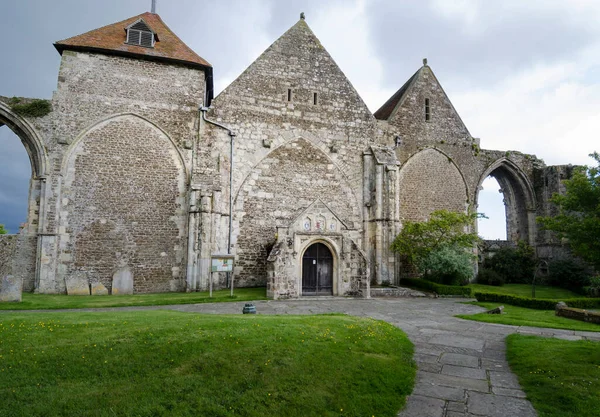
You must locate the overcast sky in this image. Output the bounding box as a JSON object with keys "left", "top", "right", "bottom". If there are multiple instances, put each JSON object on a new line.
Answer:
{"left": 1, "top": 0, "right": 599, "bottom": 236}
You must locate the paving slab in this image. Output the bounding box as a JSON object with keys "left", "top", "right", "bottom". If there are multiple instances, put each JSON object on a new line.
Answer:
{"left": 418, "top": 371, "right": 490, "bottom": 392}
{"left": 397, "top": 395, "right": 445, "bottom": 417}
{"left": 440, "top": 352, "right": 479, "bottom": 368}
{"left": 441, "top": 364, "right": 487, "bottom": 380}
{"left": 467, "top": 391, "right": 537, "bottom": 417}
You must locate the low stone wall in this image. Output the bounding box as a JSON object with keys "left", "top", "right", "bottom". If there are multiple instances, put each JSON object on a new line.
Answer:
{"left": 370, "top": 286, "right": 426, "bottom": 298}
{"left": 556, "top": 302, "right": 600, "bottom": 325}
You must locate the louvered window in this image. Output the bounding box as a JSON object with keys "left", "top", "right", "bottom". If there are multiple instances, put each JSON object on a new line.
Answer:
{"left": 125, "top": 19, "right": 155, "bottom": 48}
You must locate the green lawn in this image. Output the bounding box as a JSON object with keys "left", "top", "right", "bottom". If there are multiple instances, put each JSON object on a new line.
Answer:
{"left": 0, "top": 311, "right": 416, "bottom": 417}
{"left": 507, "top": 335, "right": 600, "bottom": 417}
{"left": 0, "top": 287, "right": 267, "bottom": 310}
{"left": 457, "top": 302, "right": 600, "bottom": 332}
{"left": 467, "top": 284, "right": 580, "bottom": 299}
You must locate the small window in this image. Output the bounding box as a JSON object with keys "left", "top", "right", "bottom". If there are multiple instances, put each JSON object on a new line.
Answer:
{"left": 125, "top": 19, "right": 156, "bottom": 48}
{"left": 287, "top": 89, "right": 293, "bottom": 102}
{"left": 425, "top": 98, "right": 431, "bottom": 121}
{"left": 313, "top": 92, "right": 318, "bottom": 105}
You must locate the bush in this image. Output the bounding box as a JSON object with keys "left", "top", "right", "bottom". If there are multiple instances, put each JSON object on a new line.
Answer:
{"left": 483, "top": 241, "right": 536, "bottom": 284}
{"left": 476, "top": 268, "right": 505, "bottom": 286}
{"left": 401, "top": 277, "right": 472, "bottom": 297}
{"left": 10, "top": 98, "right": 52, "bottom": 118}
{"left": 420, "top": 245, "right": 474, "bottom": 286}
{"left": 547, "top": 259, "right": 592, "bottom": 290}
{"left": 474, "top": 292, "right": 600, "bottom": 310}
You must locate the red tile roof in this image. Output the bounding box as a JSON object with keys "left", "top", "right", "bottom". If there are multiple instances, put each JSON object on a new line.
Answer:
{"left": 54, "top": 12, "right": 211, "bottom": 69}
{"left": 374, "top": 68, "right": 421, "bottom": 120}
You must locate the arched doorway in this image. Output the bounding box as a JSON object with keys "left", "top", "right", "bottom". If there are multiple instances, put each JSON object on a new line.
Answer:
{"left": 302, "top": 242, "right": 333, "bottom": 296}
{"left": 475, "top": 159, "right": 536, "bottom": 244}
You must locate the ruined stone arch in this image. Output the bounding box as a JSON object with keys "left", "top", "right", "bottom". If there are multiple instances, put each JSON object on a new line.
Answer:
{"left": 398, "top": 147, "right": 470, "bottom": 222}
{"left": 0, "top": 101, "right": 48, "bottom": 178}
{"left": 476, "top": 158, "right": 537, "bottom": 244}
{"left": 60, "top": 112, "right": 189, "bottom": 292}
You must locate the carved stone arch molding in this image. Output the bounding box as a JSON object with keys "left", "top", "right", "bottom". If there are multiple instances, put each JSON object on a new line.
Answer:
{"left": 232, "top": 138, "right": 363, "bottom": 289}
{"left": 475, "top": 158, "right": 537, "bottom": 244}
{"left": 398, "top": 147, "right": 470, "bottom": 222}
{"left": 59, "top": 113, "right": 189, "bottom": 293}
{"left": 0, "top": 101, "right": 48, "bottom": 178}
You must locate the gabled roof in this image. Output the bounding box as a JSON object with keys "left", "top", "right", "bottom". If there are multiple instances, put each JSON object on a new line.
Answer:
{"left": 374, "top": 68, "right": 421, "bottom": 120}
{"left": 54, "top": 12, "right": 211, "bottom": 69}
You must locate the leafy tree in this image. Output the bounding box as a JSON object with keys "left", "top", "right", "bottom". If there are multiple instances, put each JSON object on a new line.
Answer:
{"left": 0, "top": 224, "right": 7, "bottom": 235}
{"left": 483, "top": 241, "right": 536, "bottom": 284}
{"left": 392, "top": 210, "right": 481, "bottom": 281}
{"left": 538, "top": 152, "right": 600, "bottom": 269}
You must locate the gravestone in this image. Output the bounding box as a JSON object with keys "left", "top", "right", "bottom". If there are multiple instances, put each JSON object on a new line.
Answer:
{"left": 112, "top": 267, "right": 133, "bottom": 295}
{"left": 65, "top": 274, "right": 90, "bottom": 295}
{"left": 0, "top": 275, "right": 22, "bottom": 302}
{"left": 91, "top": 281, "right": 109, "bottom": 295}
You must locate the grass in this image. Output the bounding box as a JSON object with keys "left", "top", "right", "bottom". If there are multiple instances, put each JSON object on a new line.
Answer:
{"left": 0, "top": 310, "right": 415, "bottom": 417}
{"left": 506, "top": 334, "right": 600, "bottom": 417}
{"left": 457, "top": 302, "right": 600, "bottom": 332}
{"left": 466, "top": 284, "right": 580, "bottom": 299}
{"left": 0, "top": 287, "right": 268, "bottom": 310}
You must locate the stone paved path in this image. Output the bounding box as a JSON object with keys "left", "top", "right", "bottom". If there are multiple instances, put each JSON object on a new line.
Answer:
{"left": 4, "top": 297, "right": 599, "bottom": 416}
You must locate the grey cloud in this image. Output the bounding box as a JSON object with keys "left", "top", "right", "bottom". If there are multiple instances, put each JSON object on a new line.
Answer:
{"left": 365, "top": 0, "right": 596, "bottom": 92}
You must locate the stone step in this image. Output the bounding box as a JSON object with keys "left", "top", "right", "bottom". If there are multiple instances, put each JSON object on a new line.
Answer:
{"left": 370, "top": 286, "right": 427, "bottom": 298}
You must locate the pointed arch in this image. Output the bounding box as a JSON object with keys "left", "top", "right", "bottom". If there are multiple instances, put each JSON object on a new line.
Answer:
{"left": 0, "top": 101, "right": 47, "bottom": 178}
{"left": 475, "top": 158, "right": 537, "bottom": 244}
{"left": 61, "top": 112, "right": 189, "bottom": 181}
{"left": 398, "top": 148, "right": 470, "bottom": 221}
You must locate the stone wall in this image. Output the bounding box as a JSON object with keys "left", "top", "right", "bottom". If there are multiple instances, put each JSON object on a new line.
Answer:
{"left": 61, "top": 115, "right": 188, "bottom": 293}
{"left": 398, "top": 148, "right": 468, "bottom": 221}
{"left": 0, "top": 234, "right": 17, "bottom": 279}
{"left": 48, "top": 52, "right": 205, "bottom": 293}
{"left": 199, "top": 18, "right": 388, "bottom": 289}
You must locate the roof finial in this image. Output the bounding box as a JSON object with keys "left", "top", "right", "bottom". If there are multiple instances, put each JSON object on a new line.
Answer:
{"left": 151, "top": 0, "right": 157, "bottom": 14}
{"left": 423, "top": 58, "right": 428, "bottom": 66}
{"left": 300, "top": 12, "right": 305, "bottom": 20}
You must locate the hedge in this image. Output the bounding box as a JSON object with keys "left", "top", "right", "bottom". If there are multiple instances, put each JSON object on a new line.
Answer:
{"left": 401, "top": 277, "right": 472, "bottom": 297}
{"left": 473, "top": 292, "right": 600, "bottom": 310}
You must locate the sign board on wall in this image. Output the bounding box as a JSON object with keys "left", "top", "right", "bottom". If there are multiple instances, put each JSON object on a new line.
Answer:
{"left": 211, "top": 254, "right": 235, "bottom": 272}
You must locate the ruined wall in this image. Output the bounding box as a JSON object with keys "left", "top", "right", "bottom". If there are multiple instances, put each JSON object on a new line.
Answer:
{"left": 200, "top": 18, "right": 384, "bottom": 288}
{"left": 46, "top": 51, "right": 206, "bottom": 293}
{"left": 61, "top": 115, "right": 187, "bottom": 293}
{"left": 398, "top": 148, "right": 468, "bottom": 221}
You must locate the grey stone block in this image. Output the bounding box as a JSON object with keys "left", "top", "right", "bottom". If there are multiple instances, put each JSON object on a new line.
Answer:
{"left": 489, "top": 371, "right": 521, "bottom": 389}
{"left": 440, "top": 352, "right": 479, "bottom": 368}
{"left": 0, "top": 275, "right": 22, "bottom": 302}
{"left": 492, "top": 387, "right": 528, "bottom": 398}
{"left": 65, "top": 274, "right": 90, "bottom": 295}
{"left": 112, "top": 267, "right": 133, "bottom": 295}
{"left": 91, "top": 281, "right": 109, "bottom": 295}
{"left": 418, "top": 371, "right": 489, "bottom": 392}
{"left": 442, "top": 364, "right": 487, "bottom": 380}
{"left": 467, "top": 391, "right": 536, "bottom": 417}
{"left": 398, "top": 395, "right": 445, "bottom": 417}
{"left": 414, "top": 382, "right": 465, "bottom": 401}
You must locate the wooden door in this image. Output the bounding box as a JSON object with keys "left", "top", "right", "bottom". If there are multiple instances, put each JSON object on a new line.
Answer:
{"left": 302, "top": 243, "right": 333, "bottom": 295}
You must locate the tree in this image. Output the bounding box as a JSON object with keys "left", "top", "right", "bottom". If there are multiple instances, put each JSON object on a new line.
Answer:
{"left": 391, "top": 210, "right": 482, "bottom": 283}
{"left": 538, "top": 152, "right": 600, "bottom": 269}
{"left": 0, "top": 224, "right": 6, "bottom": 235}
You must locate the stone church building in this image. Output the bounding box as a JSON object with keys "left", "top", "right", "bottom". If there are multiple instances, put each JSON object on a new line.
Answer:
{"left": 0, "top": 12, "right": 569, "bottom": 299}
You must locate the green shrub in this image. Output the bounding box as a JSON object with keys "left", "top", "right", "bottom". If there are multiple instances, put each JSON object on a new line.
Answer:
{"left": 10, "top": 98, "right": 52, "bottom": 118}
{"left": 401, "top": 277, "right": 472, "bottom": 297}
{"left": 547, "top": 258, "right": 592, "bottom": 289}
{"left": 474, "top": 291, "right": 600, "bottom": 310}
{"left": 476, "top": 268, "right": 505, "bottom": 286}
{"left": 483, "top": 241, "right": 536, "bottom": 284}
{"left": 421, "top": 245, "right": 474, "bottom": 286}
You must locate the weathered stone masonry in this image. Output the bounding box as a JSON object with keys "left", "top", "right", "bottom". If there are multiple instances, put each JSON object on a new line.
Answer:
{"left": 0, "top": 12, "right": 576, "bottom": 299}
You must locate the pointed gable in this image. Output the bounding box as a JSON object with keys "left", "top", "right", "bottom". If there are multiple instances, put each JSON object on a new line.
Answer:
{"left": 375, "top": 63, "right": 471, "bottom": 143}
{"left": 54, "top": 12, "right": 211, "bottom": 69}
{"left": 212, "top": 17, "right": 375, "bottom": 129}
